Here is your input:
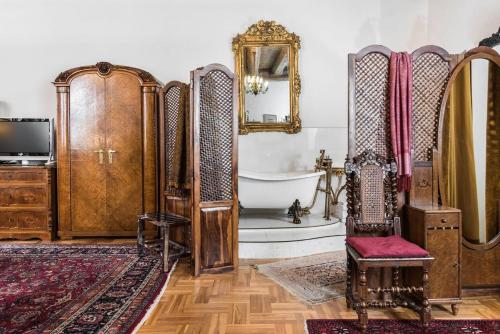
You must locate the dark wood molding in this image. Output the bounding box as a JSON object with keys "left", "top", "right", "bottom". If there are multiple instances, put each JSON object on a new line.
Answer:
{"left": 54, "top": 62, "right": 161, "bottom": 86}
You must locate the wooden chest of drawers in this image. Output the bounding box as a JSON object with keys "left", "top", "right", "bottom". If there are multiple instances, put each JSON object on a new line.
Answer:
{"left": 0, "top": 165, "right": 56, "bottom": 240}
{"left": 406, "top": 205, "right": 462, "bottom": 314}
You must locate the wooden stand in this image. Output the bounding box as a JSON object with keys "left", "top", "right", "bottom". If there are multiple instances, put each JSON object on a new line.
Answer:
{"left": 406, "top": 205, "right": 462, "bottom": 314}
{"left": 0, "top": 164, "right": 56, "bottom": 241}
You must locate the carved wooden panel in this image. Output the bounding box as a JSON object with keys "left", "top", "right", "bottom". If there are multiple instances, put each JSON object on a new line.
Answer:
{"left": 200, "top": 208, "right": 234, "bottom": 269}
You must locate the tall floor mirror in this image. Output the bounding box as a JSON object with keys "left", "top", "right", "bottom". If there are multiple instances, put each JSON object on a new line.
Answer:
{"left": 440, "top": 30, "right": 500, "bottom": 289}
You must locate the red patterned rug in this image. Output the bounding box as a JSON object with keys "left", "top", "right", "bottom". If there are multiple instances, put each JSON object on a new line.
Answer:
{"left": 0, "top": 244, "right": 181, "bottom": 334}
{"left": 306, "top": 319, "right": 500, "bottom": 334}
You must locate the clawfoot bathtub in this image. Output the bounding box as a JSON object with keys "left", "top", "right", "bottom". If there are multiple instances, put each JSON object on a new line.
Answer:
{"left": 238, "top": 170, "right": 326, "bottom": 223}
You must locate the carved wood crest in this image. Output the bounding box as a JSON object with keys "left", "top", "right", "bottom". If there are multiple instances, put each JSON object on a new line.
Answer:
{"left": 345, "top": 150, "right": 399, "bottom": 233}
{"left": 54, "top": 62, "right": 159, "bottom": 86}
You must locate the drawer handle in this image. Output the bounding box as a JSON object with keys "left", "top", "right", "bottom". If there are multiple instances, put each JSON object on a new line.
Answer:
{"left": 417, "top": 179, "right": 430, "bottom": 188}
{"left": 440, "top": 218, "right": 447, "bottom": 223}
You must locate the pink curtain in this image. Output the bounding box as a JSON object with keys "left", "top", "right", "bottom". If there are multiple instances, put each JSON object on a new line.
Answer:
{"left": 389, "top": 52, "right": 413, "bottom": 192}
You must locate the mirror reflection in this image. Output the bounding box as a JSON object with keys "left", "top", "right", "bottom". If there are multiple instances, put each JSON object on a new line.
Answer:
{"left": 443, "top": 57, "right": 500, "bottom": 245}
{"left": 243, "top": 45, "right": 291, "bottom": 123}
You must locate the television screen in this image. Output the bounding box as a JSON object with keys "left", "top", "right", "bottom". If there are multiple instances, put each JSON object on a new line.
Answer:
{"left": 0, "top": 120, "right": 50, "bottom": 155}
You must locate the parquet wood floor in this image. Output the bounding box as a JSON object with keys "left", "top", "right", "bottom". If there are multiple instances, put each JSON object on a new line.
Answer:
{"left": 139, "top": 257, "right": 500, "bottom": 334}
{"left": 6, "top": 239, "right": 499, "bottom": 333}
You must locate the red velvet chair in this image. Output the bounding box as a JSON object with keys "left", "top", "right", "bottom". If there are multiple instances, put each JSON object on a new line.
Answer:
{"left": 344, "top": 150, "right": 434, "bottom": 332}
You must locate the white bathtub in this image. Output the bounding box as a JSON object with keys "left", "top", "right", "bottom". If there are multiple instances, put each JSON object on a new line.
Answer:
{"left": 238, "top": 170, "right": 326, "bottom": 209}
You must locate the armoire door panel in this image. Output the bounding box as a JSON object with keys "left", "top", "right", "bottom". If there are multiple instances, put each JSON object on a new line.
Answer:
{"left": 69, "top": 75, "right": 106, "bottom": 154}
{"left": 70, "top": 162, "right": 107, "bottom": 232}
{"left": 427, "top": 229, "right": 459, "bottom": 299}
{"left": 104, "top": 73, "right": 144, "bottom": 231}
{"left": 69, "top": 75, "right": 107, "bottom": 232}
{"left": 200, "top": 207, "right": 233, "bottom": 269}
{"left": 105, "top": 163, "right": 143, "bottom": 231}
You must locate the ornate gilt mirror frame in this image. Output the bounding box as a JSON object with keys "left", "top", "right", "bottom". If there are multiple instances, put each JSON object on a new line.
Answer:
{"left": 233, "top": 20, "right": 301, "bottom": 134}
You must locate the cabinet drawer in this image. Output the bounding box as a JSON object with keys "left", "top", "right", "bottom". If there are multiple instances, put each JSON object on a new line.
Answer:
{"left": 0, "top": 211, "right": 18, "bottom": 228}
{"left": 0, "top": 170, "right": 46, "bottom": 183}
{"left": 426, "top": 213, "right": 459, "bottom": 228}
{"left": 0, "top": 211, "right": 47, "bottom": 230}
{"left": 0, "top": 186, "right": 47, "bottom": 207}
{"left": 17, "top": 212, "right": 47, "bottom": 229}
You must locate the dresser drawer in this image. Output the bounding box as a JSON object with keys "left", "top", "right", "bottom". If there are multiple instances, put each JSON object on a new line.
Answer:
{"left": 0, "top": 170, "right": 46, "bottom": 183}
{"left": 17, "top": 212, "right": 47, "bottom": 229}
{"left": 0, "top": 211, "right": 47, "bottom": 230}
{"left": 0, "top": 211, "right": 18, "bottom": 228}
{"left": 426, "top": 213, "right": 459, "bottom": 228}
{"left": 0, "top": 186, "right": 47, "bottom": 207}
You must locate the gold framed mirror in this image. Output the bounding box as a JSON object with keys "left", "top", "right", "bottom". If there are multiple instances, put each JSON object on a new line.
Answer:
{"left": 233, "top": 20, "right": 301, "bottom": 134}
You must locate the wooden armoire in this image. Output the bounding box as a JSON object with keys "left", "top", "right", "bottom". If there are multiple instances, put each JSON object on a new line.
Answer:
{"left": 54, "top": 62, "right": 160, "bottom": 238}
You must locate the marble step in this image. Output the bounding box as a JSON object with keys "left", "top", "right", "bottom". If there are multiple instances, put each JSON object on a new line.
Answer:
{"left": 238, "top": 211, "right": 346, "bottom": 258}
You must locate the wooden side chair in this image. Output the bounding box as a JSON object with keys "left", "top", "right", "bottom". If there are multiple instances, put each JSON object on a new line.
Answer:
{"left": 344, "top": 150, "right": 434, "bottom": 332}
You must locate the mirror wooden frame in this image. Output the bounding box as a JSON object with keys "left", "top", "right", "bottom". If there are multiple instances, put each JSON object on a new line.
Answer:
{"left": 232, "top": 20, "right": 301, "bottom": 134}
{"left": 437, "top": 46, "right": 500, "bottom": 252}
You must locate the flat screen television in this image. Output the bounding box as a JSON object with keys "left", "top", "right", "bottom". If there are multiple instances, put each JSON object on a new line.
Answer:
{"left": 0, "top": 119, "right": 51, "bottom": 157}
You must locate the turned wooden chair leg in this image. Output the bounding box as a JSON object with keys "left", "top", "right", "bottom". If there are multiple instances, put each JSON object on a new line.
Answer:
{"left": 451, "top": 303, "right": 460, "bottom": 316}
{"left": 393, "top": 267, "right": 400, "bottom": 288}
{"left": 357, "top": 266, "right": 368, "bottom": 332}
{"left": 346, "top": 253, "right": 353, "bottom": 309}
{"left": 161, "top": 226, "right": 170, "bottom": 272}
{"left": 137, "top": 217, "right": 145, "bottom": 256}
{"left": 421, "top": 264, "right": 432, "bottom": 329}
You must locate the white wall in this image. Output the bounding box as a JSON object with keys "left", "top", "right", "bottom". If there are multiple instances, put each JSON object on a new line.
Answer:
{"left": 427, "top": 0, "right": 500, "bottom": 53}
{"left": 0, "top": 0, "right": 498, "bottom": 174}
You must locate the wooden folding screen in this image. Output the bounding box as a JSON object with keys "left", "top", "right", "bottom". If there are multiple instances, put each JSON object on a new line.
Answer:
{"left": 348, "top": 45, "right": 456, "bottom": 206}
{"left": 410, "top": 46, "right": 456, "bottom": 205}
{"left": 159, "top": 81, "right": 192, "bottom": 248}
{"left": 348, "top": 45, "right": 456, "bottom": 306}
{"left": 190, "top": 64, "right": 239, "bottom": 276}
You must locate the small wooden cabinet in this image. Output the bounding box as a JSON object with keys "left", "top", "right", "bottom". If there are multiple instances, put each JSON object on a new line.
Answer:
{"left": 0, "top": 165, "right": 56, "bottom": 240}
{"left": 406, "top": 205, "right": 462, "bottom": 314}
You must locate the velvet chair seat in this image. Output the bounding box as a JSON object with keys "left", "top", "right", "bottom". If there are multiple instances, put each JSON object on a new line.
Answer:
{"left": 347, "top": 235, "right": 429, "bottom": 258}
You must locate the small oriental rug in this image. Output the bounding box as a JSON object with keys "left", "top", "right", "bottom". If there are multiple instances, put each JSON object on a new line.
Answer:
{"left": 305, "top": 319, "right": 500, "bottom": 334}
{"left": 256, "top": 251, "right": 346, "bottom": 304}
{"left": 0, "top": 244, "right": 181, "bottom": 334}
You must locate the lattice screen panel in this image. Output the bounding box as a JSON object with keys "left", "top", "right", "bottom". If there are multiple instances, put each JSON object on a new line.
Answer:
{"left": 354, "top": 53, "right": 391, "bottom": 158}
{"left": 412, "top": 52, "right": 450, "bottom": 161}
{"left": 164, "top": 86, "right": 181, "bottom": 180}
{"left": 199, "top": 70, "right": 234, "bottom": 202}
